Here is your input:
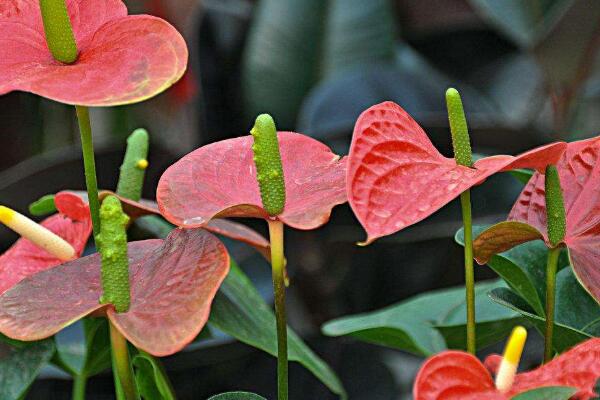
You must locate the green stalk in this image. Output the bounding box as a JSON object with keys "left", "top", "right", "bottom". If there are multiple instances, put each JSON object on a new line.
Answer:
{"left": 460, "top": 190, "right": 476, "bottom": 354}
{"left": 75, "top": 106, "right": 102, "bottom": 238}
{"left": 446, "top": 88, "right": 476, "bottom": 354}
{"left": 544, "top": 247, "right": 560, "bottom": 363}
{"left": 543, "top": 165, "right": 566, "bottom": 363}
{"left": 71, "top": 375, "right": 87, "bottom": 400}
{"left": 110, "top": 321, "right": 139, "bottom": 400}
{"left": 268, "top": 219, "right": 288, "bottom": 400}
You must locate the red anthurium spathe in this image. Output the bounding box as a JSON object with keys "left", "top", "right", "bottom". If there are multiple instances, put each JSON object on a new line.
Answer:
{"left": 157, "top": 132, "right": 347, "bottom": 230}
{"left": 474, "top": 137, "right": 600, "bottom": 303}
{"left": 347, "top": 101, "right": 567, "bottom": 244}
{"left": 97, "top": 190, "right": 271, "bottom": 260}
{"left": 0, "top": 228, "right": 229, "bottom": 356}
{"left": 0, "top": 191, "right": 91, "bottom": 295}
{"left": 0, "top": 0, "right": 188, "bottom": 106}
{"left": 413, "top": 338, "right": 600, "bottom": 400}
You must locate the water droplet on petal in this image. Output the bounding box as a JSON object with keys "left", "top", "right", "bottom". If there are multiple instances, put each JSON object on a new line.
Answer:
{"left": 183, "top": 216, "right": 205, "bottom": 226}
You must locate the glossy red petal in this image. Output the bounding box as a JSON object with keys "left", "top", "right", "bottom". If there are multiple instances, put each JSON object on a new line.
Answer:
{"left": 509, "top": 137, "right": 600, "bottom": 302}
{"left": 97, "top": 191, "right": 271, "bottom": 258}
{"left": 0, "top": 1, "right": 187, "bottom": 106}
{"left": 347, "top": 102, "right": 566, "bottom": 244}
{"left": 157, "top": 132, "right": 347, "bottom": 230}
{"left": 204, "top": 219, "right": 271, "bottom": 261}
{"left": 55, "top": 190, "right": 91, "bottom": 221}
{"left": 0, "top": 248, "right": 106, "bottom": 340}
{"left": 509, "top": 338, "right": 600, "bottom": 399}
{"left": 413, "top": 351, "right": 501, "bottom": 400}
{"left": 108, "top": 229, "right": 229, "bottom": 356}
{"left": 0, "top": 204, "right": 91, "bottom": 295}
{"left": 0, "top": 229, "right": 229, "bottom": 356}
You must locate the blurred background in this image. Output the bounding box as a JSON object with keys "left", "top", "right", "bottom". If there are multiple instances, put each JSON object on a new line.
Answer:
{"left": 1, "top": 0, "right": 599, "bottom": 398}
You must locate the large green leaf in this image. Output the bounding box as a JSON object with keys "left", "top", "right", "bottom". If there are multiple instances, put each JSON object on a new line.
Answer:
{"left": 209, "top": 261, "right": 346, "bottom": 399}
{"left": 208, "top": 393, "right": 266, "bottom": 400}
{"left": 322, "top": 280, "right": 519, "bottom": 356}
{"left": 0, "top": 339, "right": 55, "bottom": 400}
{"left": 133, "top": 351, "right": 176, "bottom": 400}
{"left": 242, "top": 0, "right": 396, "bottom": 128}
{"left": 489, "top": 287, "right": 592, "bottom": 353}
{"left": 511, "top": 386, "right": 576, "bottom": 400}
{"left": 456, "top": 226, "right": 570, "bottom": 317}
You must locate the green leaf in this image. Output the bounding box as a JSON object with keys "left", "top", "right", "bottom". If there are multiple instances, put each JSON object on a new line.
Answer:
{"left": 242, "top": 0, "right": 396, "bottom": 127}
{"left": 489, "top": 287, "right": 592, "bottom": 353}
{"left": 322, "top": 280, "right": 519, "bottom": 356}
{"left": 28, "top": 194, "right": 57, "bottom": 216}
{"left": 510, "top": 386, "right": 577, "bottom": 400}
{"left": 509, "top": 169, "right": 534, "bottom": 185}
{"left": 555, "top": 266, "right": 600, "bottom": 333}
{"left": 456, "top": 226, "right": 569, "bottom": 318}
{"left": 0, "top": 339, "right": 55, "bottom": 400}
{"left": 133, "top": 351, "right": 176, "bottom": 400}
{"left": 208, "top": 393, "right": 267, "bottom": 400}
{"left": 54, "top": 319, "right": 112, "bottom": 379}
{"left": 209, "top": 261, "right": 346, "bottom": 399}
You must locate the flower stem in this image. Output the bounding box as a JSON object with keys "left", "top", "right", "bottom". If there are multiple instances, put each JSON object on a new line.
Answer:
{"left": 72, "top": 374, "right": 87, "bottom": 400}
{"left": 460, "top": 189, "right": 476, "bottom": 354}
{"left": 268, "top": 219, "right": 288, "bottom": 400}
{"left": 75, "top": 105, "right": 101, "bottom": 239}
{"left": 109, "top": 321, "right": 139, "bottom": 400}
{"left": 544, "top": 246, "right": 560, "bottom": 363}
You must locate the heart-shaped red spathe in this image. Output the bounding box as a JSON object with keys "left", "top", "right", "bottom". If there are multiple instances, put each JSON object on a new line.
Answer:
{"left": 508, "top": 137, "right": 600, "bottom": 302}
{"left": 0, "top": 228, "right": 229, "bottom": 356}
{"left": 157, "top": 132, "right": 348, "bottom": 230}
{"left": 0, "top": 191, "right": 91, "bottom": 295}
{"left": 0, "top": 0, "right": 188, "bottom": 106}
{"left": 96, "top": 190, "right": 271, "bottom": 259}
{"left": 347, "top": 101, "right": 567, "bottom": 244}
{"left": 413, "top": 338, "right": 600, "bottom": 400}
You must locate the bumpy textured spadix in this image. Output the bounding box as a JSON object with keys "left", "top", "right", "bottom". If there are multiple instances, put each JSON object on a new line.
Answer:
{"left": 251, "top": 114, "right": 286, "bottom": 215}
{"left": 446, "top": 88, "right": 473, "bottom": 167}
{"left": 97, "top": 196, "right": 130, "bottom": 313}
{"left": 544, "top": 165, "right": 566, "bottom": 247}
{"left": 39, "top": 0, "right": 78, "bottom": 63}
{"left": 0, "top": 0, "right": 188, "bottom": 106}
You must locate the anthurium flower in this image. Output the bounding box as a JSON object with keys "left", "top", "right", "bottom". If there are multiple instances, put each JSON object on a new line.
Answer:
{"left": 347, "top": 101, "right": 567, "bottom": 244}
{"left": 473, "top": 137, "right": 600, "bottom": 303}
{"left": 0, "top": 228, "right": 229, "bottom": 356}
{"left": 156, "top": 132, "right": 347, "bottom": 230}
{"left": 413, "top": 338, "right": 600, "bottom": 400}
{"left": 0, "top": 0, "right": 187, "bottom": 106}
{"left": 0, "top": 191, "right": 91, "bottom": 294}
{"left": 97, "top": 190, "right": 271, "bottom": 259}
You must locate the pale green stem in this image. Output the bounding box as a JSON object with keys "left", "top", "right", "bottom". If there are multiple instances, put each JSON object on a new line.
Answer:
{"left": 75, "top": 106, "right": 101, "bottom": 239}
{"left": 109, "top": 321, "right": 139, "bottom": 400}
{"left": 71, "top": 374, "right": 87, "bottom": 400}
{"left": 268, "top": 219, "right": 288, "bottom": 400}
{"left": 460, "top": 190, "right": 476, "bottom": 354}
{"left": 544, "top": 247, "right": 560, "bottom": 363}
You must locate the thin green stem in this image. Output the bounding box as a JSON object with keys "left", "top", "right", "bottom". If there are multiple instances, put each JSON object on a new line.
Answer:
{"left": 544, "top": 246, "right": 560, "bottom": 363}
{"left": 460, "top": 190, "right": 476, "bottom": 354}
{"left": 109, "top": 321, "right": 139, "bottom": 400}
{"left": 72, "top": 374, "right": 87, "bottom": 400}
{"left": 75, "top": 106, "right": 101, "bottom": 239}
{"left": 268, "top": 219, "right": 288, "bottom": 400}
